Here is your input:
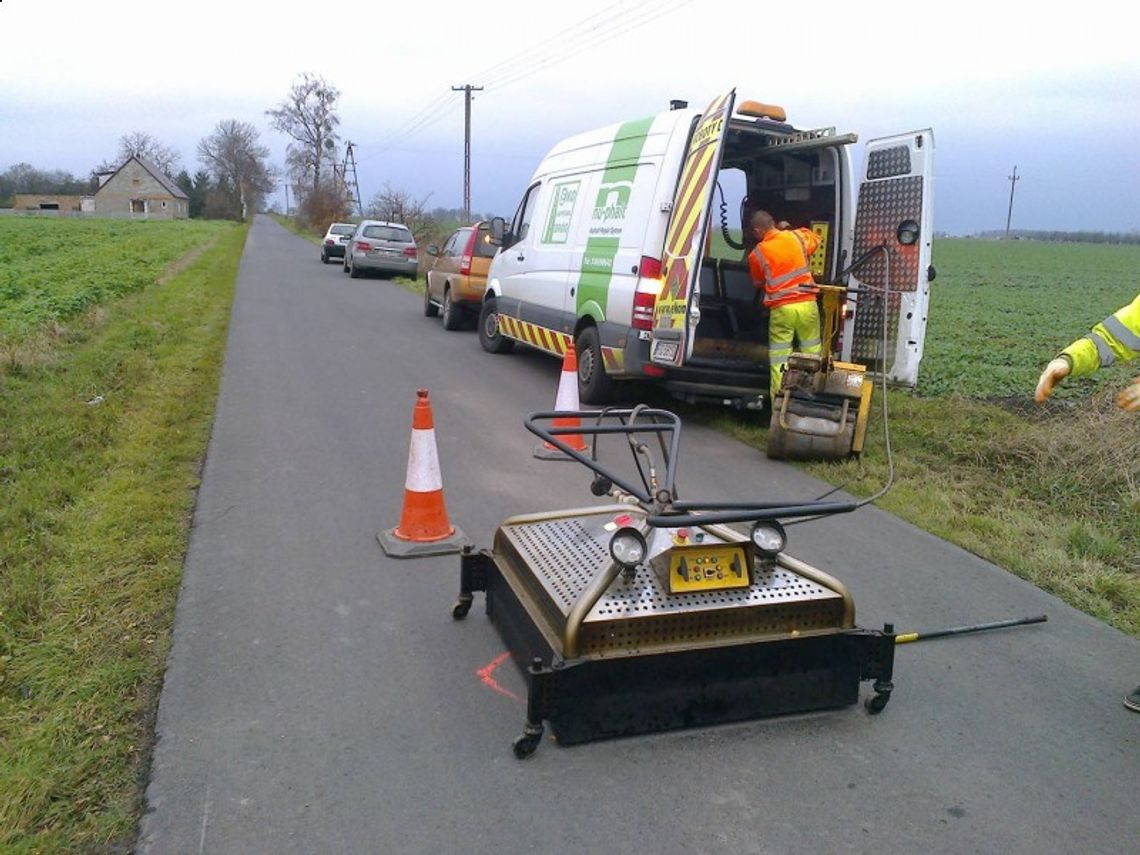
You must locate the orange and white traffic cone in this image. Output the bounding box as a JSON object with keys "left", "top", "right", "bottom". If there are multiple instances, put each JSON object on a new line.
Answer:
{"left": 534, "top": 347, "right": 589, "bottom": 460}
{"left": 378, "top": 388, "right": 470, "bottom": 558}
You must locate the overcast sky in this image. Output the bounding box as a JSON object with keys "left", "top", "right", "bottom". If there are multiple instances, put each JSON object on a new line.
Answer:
{"left": 3, "top": 0, "right": 1138, "bottom": 235}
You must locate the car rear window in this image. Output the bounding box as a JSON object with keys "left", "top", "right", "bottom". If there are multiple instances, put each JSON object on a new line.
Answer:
{"left": 362, "top": 225, "right": 413, "bottom": 242}
{"left": 331, "top": 224, "right": 355, "bottom": 235}
{"left": 473, "top": 228, "right": 497, "bottom": 258}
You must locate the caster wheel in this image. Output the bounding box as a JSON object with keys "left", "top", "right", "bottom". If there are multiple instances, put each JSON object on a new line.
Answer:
{"left": 451, "top": 599, "right": 471, "bottom": 620}
{"left": 512, "top": 733, "right": 540, "bottom": 760}
{"left": 865, "top": 694, "right": 889, "bottom": 715}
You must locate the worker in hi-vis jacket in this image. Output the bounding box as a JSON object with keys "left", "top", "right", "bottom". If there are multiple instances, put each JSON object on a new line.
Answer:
{"left": 1034, "top": 292, "right": 1140, "bottom": 713}
{"left": 746, "top": 210, "right": 822, "bottom": 403}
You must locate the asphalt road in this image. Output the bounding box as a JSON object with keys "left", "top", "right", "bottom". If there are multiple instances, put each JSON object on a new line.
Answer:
{"left": 139, "top": 216, "right": 1138, "bottom": 854}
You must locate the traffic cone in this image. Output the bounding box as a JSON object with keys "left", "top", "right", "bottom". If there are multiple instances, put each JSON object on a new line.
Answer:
{"left": 534, "top": 347, "right": 589, "bottom": 460}
{"left": 378, "top": 389, "right": 470, "bottom": 558}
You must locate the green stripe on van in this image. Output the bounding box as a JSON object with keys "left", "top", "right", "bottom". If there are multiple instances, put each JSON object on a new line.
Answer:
{"left": 576, "top": 116, "right": 654, "bottom": 318}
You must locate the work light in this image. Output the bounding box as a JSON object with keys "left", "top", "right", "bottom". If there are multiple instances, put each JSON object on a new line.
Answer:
{"left": 749, "top": 521, "right": 787, "bottom": 558}
{"left": 609, "top": 527, "right": 647, "bottom": 568}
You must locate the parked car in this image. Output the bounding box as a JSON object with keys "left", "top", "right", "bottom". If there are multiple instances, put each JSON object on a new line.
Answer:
{"left": 320, "top": 222, "right": 357, "bottom": 263}
{"left": 423, "top": 222, "right": 497, "bottom": 330}
{"left": 343, "top": 220, "right": 418, "bottom": 279}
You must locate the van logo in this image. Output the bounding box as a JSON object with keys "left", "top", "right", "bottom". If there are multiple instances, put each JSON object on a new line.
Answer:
{"left": 593, "top": 181, "right": 633, "bottom": 222}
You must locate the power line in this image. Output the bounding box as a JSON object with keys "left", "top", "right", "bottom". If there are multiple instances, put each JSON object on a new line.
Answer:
{"left": 486, "top": 0, "right": 694, "bottom": 93}
{"left": 368, "top": 0, "right": 690, "bottom": 154}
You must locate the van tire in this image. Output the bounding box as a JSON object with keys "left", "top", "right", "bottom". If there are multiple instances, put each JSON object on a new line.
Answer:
{"left": 479, "top": 297, "right": 514, "bottom": 354}
{"left": 424, "top": 284, "right": 439, "bottom": 317}
{"left": 442, "top": 288, "right": 464, "bottom": 331}
{"left": 576, "top": 326, "right": 615, "bottom": 404}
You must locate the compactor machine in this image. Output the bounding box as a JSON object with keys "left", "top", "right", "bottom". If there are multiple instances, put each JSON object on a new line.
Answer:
{"left": 452, "top": 407, "right": 897, "bottom": 758}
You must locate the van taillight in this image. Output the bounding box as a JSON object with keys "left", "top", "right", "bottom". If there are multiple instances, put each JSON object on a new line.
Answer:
{"left": 632, "top": 291, "right": 656, "bottom": 330}
{"left": 403, "top": 246, "right": 417, "bottom": 258}
{"left": 355, "top": 240, "right": 372, "bottom": 252}
{"left": 639, "top": 255, "right": 663, "bottom": 280}
{"left": 632, "top": 256, "right": 662, "bottom": 330}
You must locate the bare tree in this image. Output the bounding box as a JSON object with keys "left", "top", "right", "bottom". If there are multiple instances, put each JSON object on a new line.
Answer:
{"left": 98, "top": 131, "right": 182, "bottom": 176}
{"left": 197, "top": 120, "right": 277, "bottom": 220}
{"left": 266, "top": 73, "right": 341, "bottom": 202}
{"left": 367, "top": 184, "right": 435, "bottom": 244}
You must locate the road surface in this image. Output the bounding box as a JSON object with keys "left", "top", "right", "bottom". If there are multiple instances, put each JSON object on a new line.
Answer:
{"left": 139, "top": 216, "right": 1138, "bottom": 854}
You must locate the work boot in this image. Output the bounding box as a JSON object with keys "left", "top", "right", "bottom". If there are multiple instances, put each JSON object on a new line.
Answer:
{"left": 1126, "top": 686, "right": 1140, "bottom": 713}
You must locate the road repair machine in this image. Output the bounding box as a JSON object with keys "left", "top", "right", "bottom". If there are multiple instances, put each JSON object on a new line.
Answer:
{"left": 453, "top": 407, "right": 899, "bottom": 758}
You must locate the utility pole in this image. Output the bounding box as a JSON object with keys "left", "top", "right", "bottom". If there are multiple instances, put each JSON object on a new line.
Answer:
{"left": 452, "top": 84, "right": 483, "bottom": 223}
{"left": 284, "top": 182, "right": 290, "bottom": 216}
{"left": 1005, "top": 165, "right": 1020, "bottom": 239}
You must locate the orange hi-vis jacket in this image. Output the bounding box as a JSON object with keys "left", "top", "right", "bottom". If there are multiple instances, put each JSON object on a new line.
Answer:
{"left": 747, "top": 227, "right": 821, "bottom": 309}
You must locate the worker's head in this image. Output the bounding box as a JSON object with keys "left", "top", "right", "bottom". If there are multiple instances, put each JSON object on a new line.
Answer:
{"left": 750, "top": 209, "right": 775, "bottom": 238}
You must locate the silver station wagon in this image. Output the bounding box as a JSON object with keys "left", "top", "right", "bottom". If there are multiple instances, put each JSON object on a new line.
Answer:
{"left": 344, "top": 220, "right": 419, "bottom": 279}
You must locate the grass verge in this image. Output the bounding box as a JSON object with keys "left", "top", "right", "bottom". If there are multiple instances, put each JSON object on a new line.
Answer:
{"left": 703, "top": 389, "right": 1139, "bottom": 636}
{"left": 0, "top": 224, "right": 247, "bottom": 851}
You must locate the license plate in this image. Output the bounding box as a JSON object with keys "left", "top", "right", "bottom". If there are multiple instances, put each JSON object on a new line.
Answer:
{"left": 666, "top": 544, "right": 750, "bottom": 594}
{"left": 650, "top": 339, "right": 679, "bottom": 364}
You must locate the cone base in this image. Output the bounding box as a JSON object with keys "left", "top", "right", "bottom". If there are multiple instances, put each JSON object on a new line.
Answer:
{"left": 533, "top": 442, "right": 587, "bottom": 460}
{"left": 378, "top": 526, "right": 471, "bottom": 558}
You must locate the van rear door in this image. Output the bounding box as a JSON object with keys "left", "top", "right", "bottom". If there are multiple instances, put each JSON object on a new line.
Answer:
{"left": 649, "top": 89, "right": 735, "bottom": 367}
{"left": 845, "top": 129, "right": 935, "bottom": 386}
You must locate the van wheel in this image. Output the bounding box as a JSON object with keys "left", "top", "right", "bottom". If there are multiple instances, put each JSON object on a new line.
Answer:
{"left": 442, "top": 289, "right": 464, "bottom": 331}
{"left": 576, "top": 326, "right": 615, "bottom": 404}
{"left": 479, "top": 297, "right": 514, "bottom": 354}
{"left": 424, "top": 284, "right": 439, "bottom": 317}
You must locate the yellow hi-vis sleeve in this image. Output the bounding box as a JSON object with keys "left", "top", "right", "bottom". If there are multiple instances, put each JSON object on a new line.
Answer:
{"left": 1061, "top": 293, "right": 1140, "bottom": 378}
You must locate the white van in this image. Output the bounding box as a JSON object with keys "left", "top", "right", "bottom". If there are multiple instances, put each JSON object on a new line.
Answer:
{"left": 480, "top": 89, "right": 934, "bottom": 407}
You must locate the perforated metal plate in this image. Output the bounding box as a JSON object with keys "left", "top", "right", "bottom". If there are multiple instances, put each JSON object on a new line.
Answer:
{"left": 500, "top": 514, "right": 846, "bottom": 657}
{"left": 850, "top": 175, "right": 924, "bottom": 368}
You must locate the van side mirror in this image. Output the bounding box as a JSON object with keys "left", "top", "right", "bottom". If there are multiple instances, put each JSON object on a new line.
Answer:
{"left": 489, "top": 216, "right": 507, "bottom": 246}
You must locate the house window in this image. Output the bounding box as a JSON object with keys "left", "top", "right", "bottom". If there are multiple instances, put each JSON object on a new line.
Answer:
{"left": 131, "top": 199, "right": 145, "bottom": 213}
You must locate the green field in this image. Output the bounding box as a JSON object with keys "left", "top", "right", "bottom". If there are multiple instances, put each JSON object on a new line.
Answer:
{"left": 919, "top": 239, "right": 1139, "bottom": 398}
{"left": 0, "top": 217, "right": 229, "bottom": 343}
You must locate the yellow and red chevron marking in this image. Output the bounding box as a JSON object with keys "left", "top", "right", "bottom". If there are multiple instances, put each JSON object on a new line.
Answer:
{"left": 660, "top": 93, "right": 731, "bottom": 305}
{"left": 601, "top": 345, "right": 624, "bottom": 372}
{"left": 498, "top": 314, "right": 572, "bottom": 356}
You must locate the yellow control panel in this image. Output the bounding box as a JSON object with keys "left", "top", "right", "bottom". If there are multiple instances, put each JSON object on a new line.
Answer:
{"left": 810, "top": 221, "right": 830, "bottom": 277}
{"left": 661, "top": 543, "right": 751, "bottom": 594}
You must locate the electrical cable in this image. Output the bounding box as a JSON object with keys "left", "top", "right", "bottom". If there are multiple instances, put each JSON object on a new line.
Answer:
{"left": 785, "top": 246, "right": 895, "bottom": 527}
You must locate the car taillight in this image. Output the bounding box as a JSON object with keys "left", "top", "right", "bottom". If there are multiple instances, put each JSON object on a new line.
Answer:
{"left": 403, "top": 246, "right": 417, "bottom": 258}
{"left": 355, "top": 240, "right": 372, "bottom": 252}
{"left": 324, "top": 239, "right": 334, "bottom": 246}
{"left": 460, "top": 229, "right": 480, "bottom": 275}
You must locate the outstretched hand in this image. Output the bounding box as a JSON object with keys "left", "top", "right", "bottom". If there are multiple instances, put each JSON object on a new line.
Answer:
{"left": 1034, "top": 357, "right": 1071, "bottom": 404}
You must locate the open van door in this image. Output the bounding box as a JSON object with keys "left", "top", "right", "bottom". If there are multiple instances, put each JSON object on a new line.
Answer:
{"left": 845, "top": 129, "right": 935, "bottom": 386}
{"left": 649, "top": 89, "right": 736, "bottom": 367}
